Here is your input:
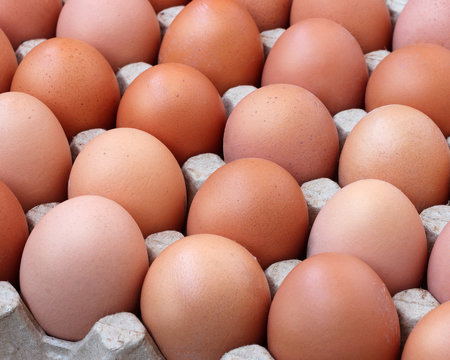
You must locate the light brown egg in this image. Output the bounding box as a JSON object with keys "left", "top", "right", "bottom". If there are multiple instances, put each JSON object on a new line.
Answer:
{"left": 149, "top": 0, "right": 191, "bottom": 13}
{"left": 0, "top": 92, "right": 72, "bottom": 211}
{"left": 56, "top": 0, "right": 161, "bottom": 71}
{"left": 365, "top": 43, "right": 450, "bottom": 136}
{"left": 235, "top": 0, "right": 292, "bottom": 31}
{"left": 393, "top": 0, "right": 450, "bottom": 50}
{"left": 0, "top": 181, "right": 28, "bottom": 287}
{"left": 307, "top": 179, "right": 427, "bottom": 295}
{"left": 116, "top": 63, "right": 226, "bottom": 165}
{"left": 140, "top": 234, "right": 271, "bottom": 360}
{"left": 290, "top": 0, "right": 391, "bottom": 53}
{"left": 223, "top": 84, "right": 339, "bottom": 184}
{"left": 158, "top": 0, "right": 264, "bottom": 95}
{"left": 267, "top": 252, "right": 400, "bottom": 360}
{"left": 19, "top": 195, "right": 149, "bottom": 341}
{"left": 401, "top": 302, "right": 450, "bottom": 360}
{"left": 262, "top": 18, "right": 368, "bottom": 115}
{"left": 186, "top": 158, "right": 309, "bottom": 269}
{"left": 0, "top": 0, "right": 61, "bottom": 49}
{"left": 68, "top": 128, "right": 186, "bottom": 237}
{"left": 338, "top": 104, "right": 450, "bottom": 213}
{"left": 427, "top": 221, "right": 450, "bottom": 303}
{"left": 0, "top": 29, "right": 17, "bottom": 93}
{"left": 11, "top": 37, "right": 120, "bottom": 140}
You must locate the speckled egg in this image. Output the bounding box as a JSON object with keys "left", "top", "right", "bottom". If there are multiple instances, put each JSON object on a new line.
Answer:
{"left": 11, "top": 37, "right": 120, "bottom": 140}
{"left": 223, "top": 83, "right": 339, "bottom": 184}
{"left": 187, "top": 158, "right": 309, "bottom": 269}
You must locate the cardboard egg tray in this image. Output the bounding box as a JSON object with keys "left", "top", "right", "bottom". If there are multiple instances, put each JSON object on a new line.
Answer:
{"left": 2, "top": 0, "right": 450, "bottom": 358}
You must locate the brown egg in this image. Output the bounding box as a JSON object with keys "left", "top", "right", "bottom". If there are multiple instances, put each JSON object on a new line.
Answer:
{"left": 0, "top": 181, "right": 28, "bottom": 287}
{"left": 307, "top": 179, "right": 427, "bottom": 295}
{"left": 158, "top": 0, "right": 264, "bottom": 95}
{"left": 262, "top": 18, "right": 368, "bottom": 115}
{"left": 393, "top": 0, "right": 450, "bottom": 50}
{"left": 427, "top": 221, "right": 450, "bottom": 303}
{"left": 56, "top": 0, "right": 161, "bottom": 71}
{"left": 19, "top": 195, "right": 149, "bottom": 341}
{"left": 0, "top": 0, "right": 61, "bottom": 49}
{"left": 290, "top": 0, "right": 391, "bottom": 53}
{"left": 0, "top": 29, "right": 17, "bottom": 93}
{"left": 401, "top": 302, "right": 450, "bottom": 360}
{"left": 338, "top": 104, "right": 450, "bottom": 212}
{"left": 223, "top": 84, "right": 339, "bottom": 184}
{"left": 0, "top": 92, "right": 72, "bottom": 211}
{"left": 68, "top": 128, "right": 186, "bottom": 237}
{"left": 116, "top": 63, "right": 226, "bottom": 164}
{"left": 186, "top": 158, "right": 309, "bottom": 269}
{"left": 365, "top": 43, "right": 450, "bottom": 136}
{"left": 267, "top": 252, "right": 400, "bottom": 360}
{"left": 149, "top": 0, "right": 191, "bottom": 13}
{"left": 140, "top": 234, "right": 271, "bottom": 360}
{"left": 235, "top": 0, "right": 292, "bottom": 31}
{"left": 11, "top": 37, "right": 120, "bottom": 140}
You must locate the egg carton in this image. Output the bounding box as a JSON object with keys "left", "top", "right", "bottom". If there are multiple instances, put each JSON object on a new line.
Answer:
{"left": 5, "top": 0, "right": 448, "bottom": 358}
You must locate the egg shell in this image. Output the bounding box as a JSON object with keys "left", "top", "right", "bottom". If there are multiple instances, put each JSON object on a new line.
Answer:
{"left": 11, "top": 37, "right": 120, "bottom": 140}
{"left": 427, "top": 221, "right": 450, "bottom": 303}
{"left": 68, "top": 128, "right": 186, "bottom": 237}
{"left": 365, "top": 43, "right": 450, "bottom": 137}
{"left": 261, "top": 18, "right": 368, "bottom": 115}
{"left": 186, "top": 158, "right": 309, "bottom": 269}
{"left": 158, "top": 0, "right": 264, "bottom": 95}
{"left": 267, "top": 252, "right": 400, "bottom": 360}
{"left": 235, "top": 0, "right": 292, "bottom": 31}
{"left": 393, "top": 0, "right": 450, "bottom": 50}
{"left": 149, "top": 0, "right": 190, "bottom": 13}
{"left": 0, "top": 29, "right": 17, "bottom": 93}
{"left": 116, "top": 63, "right": 227, "bottom": 165}
{"left": 0, "top": 92, "right": 72, "bottom": 211}
{"left": 290, "top": 0, "right": 392, "bottom": 53}
{"left": 140, "top": 233, "right": 271, "bottom": 360}
{"left": 223, "top": 83, "right": 339, "bottom": 184}
{"left": 308, "top": 179, "right": 427, "bottom": 295}
{"left": 56, "top": 0, "right": 161, "bottom": 71}
{"left": 0, "top": 0, "right": 62, "bottom": 49}
{"left": 0, "top": 181, "right": 28, "bottom": 287}
{"left": 19, "top": 195, "right": 149, "bottom": 341}
{"left": 338, "top": 104, "right": 450, "bottom": 213}
{"left": 401, "top": 301, "right": 450, "bottom": 360}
